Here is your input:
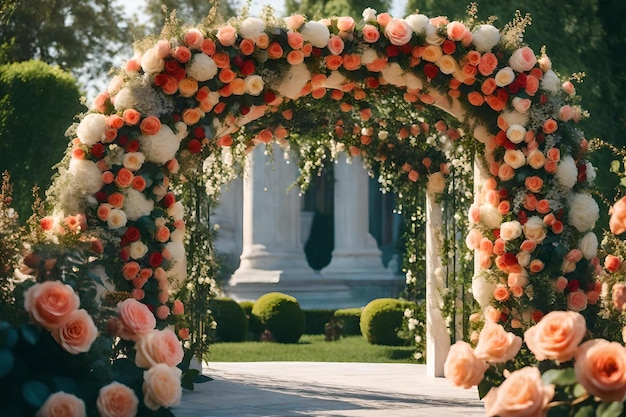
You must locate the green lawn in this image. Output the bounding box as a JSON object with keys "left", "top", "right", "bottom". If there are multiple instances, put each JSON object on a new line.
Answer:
{"left": 206, "top": 335, "right": 417, "bottom": 363}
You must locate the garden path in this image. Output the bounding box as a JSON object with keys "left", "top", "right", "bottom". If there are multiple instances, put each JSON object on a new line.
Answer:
{"left": 173, "top": 362, "right": 484, "bottom": 417}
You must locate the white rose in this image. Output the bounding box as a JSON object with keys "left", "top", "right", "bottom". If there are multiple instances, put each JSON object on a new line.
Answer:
{"left": 300, "top": 21, "right": 331, "bottom": 48}
{"left": 437, "top": 55, "right": 458, "bottom": 75}
{"left": 579, "top": 232, "right": 598, "bottom": 260}
{"left": 140, "top": 47, "right": 165, "bottom": 75}
{"left": 568, "top": 193, "right": 599, "bottom": 232}
{"left": 124, "top": 188, "right": 155, "bottom": 221}
{"left": 186, "top": 53, "right": 218, "bottom": 82}
{"left": 540, "top": 70, "right": 560, "bottom": 94}
{"left": 472, "top": 274, "right": 496, "bottom": 308}
{"left": 165, "top": 241, "right": 187, "bottom": 287}
{"left": 499, "top": 221, "right": 522, "bottom": 241}
{"left": 517, "top": 251, "right": 531, "bottom": 267}
{"left": 427, "top": 172, "right": 446, "bottom": 194}
{"left": 555, "top": 155, "right": 577, "bottom": 189}
{"left": 405, "top": 14, "right": 434, "bottom": 35}
{"left": 107, "top": 209, "right": 127, "bottom": 229}
{"left": 503, "top": 149, "right": 526, "bottom": 169}
{"left": 506, "top": 124, "right": 526, "bottom": 144}
{"left": 68, "top": 159, "right": 105, "bottom": 194}
{"left": 239, "top": 17, "right": 265, "bottom": 39}
{"left": 523, "top": 216, "right": 547, "bottom": 243}
{"left": 471, "top": 25, "right": 500, "bottom": 52}
{"left": 245, "top": 75, "right": 264, "bottom": 96}
{"left": 360, "top": 47, "right": 379, "bottom": 65}
{"left": 509, "top": 47, "right": 537, "bottom": 73}
{"left": 130, "top": 241, "right": 149, "bottom": 260}
{"left": 76, "top": 113, "right": 107, "bottom": 146}
{"left": 495, "top": 67, "right": 515, "bottom": 87}
{"left": 123, "top": 152, "right": 146, "bottom": 171}
{"left": 479, "top": 204, "right": 502, "bottom": 230}
{"left": 362, "top": 7, "right": 377, "bottom": 23}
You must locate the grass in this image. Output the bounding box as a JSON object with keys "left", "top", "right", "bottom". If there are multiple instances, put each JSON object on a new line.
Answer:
{"left": 206, "top": 335, "right": 417, "bottom": 363}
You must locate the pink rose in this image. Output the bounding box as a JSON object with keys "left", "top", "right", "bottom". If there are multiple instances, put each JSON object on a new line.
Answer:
{"left": 172, "top": 300, "right": 184, "bottom": 315}
{"left": 508, "top": 46, "right": 537, "bottom": 73}
{"left": 135, "top": 328, "right": 184, "bottom": 368}
{"left": 444, "top": 341, "right": 488, "bottom": 388}
{"left": 446, "top": 21, "right": 466, "bottom": 41}
{"left": 361, "top": 24, "right": 380, "bottom": 43}
{"left": 575, "top": 339, "right": 626, "bottom": 402}
{"left": 97, "top": 382, "right": 139, "bottom": 417}
{"left": 142, "top": 364, "right": 182, "bottom": 410}
{"left": 474, "top": 322, "right": 522, "bottom": 363}
{"left": 115, "top": 298, "right": 156, "bottom": 341}
{"left": 483, "top": 367, "right": 554, "bottom": 417}
{"left": 523, "top": 310, "right": 586, "bottom": 362}
{"left": 384, "top": 18, "right": 413, "bottom": 46}
{"left": 609, "top": 196, "right": 626, "bottom": 235}
{"left": 327, "top": 35, "right": 344, "bottom": 55}
{"left": 613, "top": 283, "right": 626, "bottom": 311}
{"left": 567, "top": 290, "right": 588, "bottom": 312}
{"left": 24, "top": 281, "right": 80, "bottom": 330}
{"left": 216, "top": 25, "right": 238, "bottom": 46}
{"left": 336, "top": 16, "right": 355, "bottom": 32}
{"left": 183, "top": 28, "right": 204, "bottom": 49}
{"left": 52, "top": 309, "right": 98, "bottom": 354}
{"left": 36, "top": 392, "right": 86, "bottom": 417}
{"left": 285, "top": 14, "right": 305, "bottom": 31}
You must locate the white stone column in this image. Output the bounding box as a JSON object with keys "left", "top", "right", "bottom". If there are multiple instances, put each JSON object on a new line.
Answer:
{"left": 425, "top": 193, "right": 451, "bottom": 378}
{"left": 212, "top": 177, "right": 243, "bottom": 270}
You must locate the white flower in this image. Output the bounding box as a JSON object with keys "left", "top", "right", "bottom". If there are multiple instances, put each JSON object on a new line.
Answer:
{"left": 167, "top": 201, "right": 185, "bottom": 221}
{"left": 68, "top": 159, "right": 104, "bottom": 194}
{"left": 123, "top": 152, "right": 146, "bottom": 171}
{"left": 323, "top": 71, "right": 347, "bottom": 89}
{"left": 245, "top": 75, "right": 264, "bottom": 96}
{"left": 112, "top": 87, "right": 136, "bottom": 112}
{"left": 107, "top": 209, "right": 127, "bottom": 229}
{"left": 437, "top": 55, "right": 458, "bottom": 75}
{"left": 579, "top": 232, "right": 598, "bottom": 260}
{"left": 300, "top": 21, "right": 330, "bottom": 48}
{"left": 170, "top": 228, "right": 185, "bottom": 242}
{"left": 479, "top": 204, "right": 502, "bottom": 229}
{"left": 360, "top": 47, "right": 379, "bottom": 65}
{"left": 140, "top": 47, "right": 165, "bottom": 75}
{"left": 568, "top": 193, "right": 599, "bottom": 232}
{"left": 130, "top": 241, "right": 149, "bottom": 260}
{"left": 517, "top": 251, "right": 531, "bottom": 267}
{"left": 540, "top": 70, "right": 560, "bottom": 94}
{"left": 405, "top": 14, "right": 434, "bottom": 35}
{"left": 499, "top": 221, "right": 523, "bottom": 241}
{"left": 500, "top": 109, "right": 529, "bottom": 128}
{"left": 139, "top": 122, "right": 187, "bottom": 164}
{"left": 472, "top": 274, "right": 496, "bottom": 308}
{"left": 495, "top": 67, "right": 515, "bottom": 87}
{"left": 239, "top": 17, "right": 266, "bottom": 39}
{"left": 509, "top": 47, "right": 537, "bottom": 73}
{"left": 555, "top": 155, "right": 578, "bottom": 189}
{"left": 165, "top": 241, "right": 187, "bottom": 288}
{"left": 503, "top": 149, "right": 526, "bottom": 169}
{"left": 506, "top": 124, "right": 526, "bottom": 144}
{"left": 427, "top": 172, "right": 446, "bottom": 194}
{"left": 275, "top": 63, "right": 311, "bottom": 100}
{"left": 76, "top": 114, "right": 107, "bottom": 146}
{"left": 586, "top": 161, "right": 596, "bottom": 184}
{"left": 124, "top": 188, "right": 155, "bottom": 221}
{"left": 471, "top": 25, "right": 500, "bottom": 52}
{"left": 186, "top": 54, "right": 218, "bottom": 82}
{"left": 362, "top": 8, "right": 377, "bottom": 23}
{"left": 405, "top": 73, "right": 423, "bottom": 91}
{"left": 381, "top": 62, "right": 405, "bottom": 86}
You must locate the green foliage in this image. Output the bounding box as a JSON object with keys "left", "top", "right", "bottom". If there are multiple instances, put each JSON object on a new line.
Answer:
{"left": 0, "top": 61, "right": 82, "bottom": 219}
{"left": 333, "top": 307, "right": 363, "bottom": 336}
{"left": 286, "top": 0, "right": 391, "bottom": 19}
{"left": 251, "top": 292, "right": 305, "bottom": 343}
{"left": 303, "top": 309, "right": 335, "bottom": 334}
{"left": 360, "top": 298, "right": 416, "bottom": 346}
{"left": 211, "top": 298, "right": 249, "bottom": 342}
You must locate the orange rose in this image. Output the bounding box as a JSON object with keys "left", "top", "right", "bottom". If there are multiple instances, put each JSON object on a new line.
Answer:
{"left": 478, "top": 52, "right": 498, "bottom": 76}
{"left": 286, "top": 49, "right": 305, "bottom": 65}
{"left": 474, "top": 322, "right": 522, "bottom": 363}
{"left": 525, "top": 75, "right": 540, "bottom": 95}
{"left": 139, "top": 116, "right": 161, "bottom": 135}
{"left": 116, "top": 298, "right": 156, "bottom": 341}
{"left": 131, "top": 176, "right": 146, "bottom": 192}
{"left": 178, "top": 77, "right": 198, "bottom": 98}
{"left": 219, "top": 68, "right": 236, "bottom": 84}
{"left": 542, "top": 118, "right": 558, "bottom": 134}
{"left": 325, "top": 55, "right": 343, "bottom": 71}
{"left": 609, "top": 196, "right": 626, "bottom": 235}
{"left": 182, "top": 107, "right": 203, "bottom": 125}
{"left": 575, "top": 339, "right": 626, "bottom": 402}
{"left": 239, "top": 38, "right": 256, "bottom": 55}
{"left": 115, "top": 168, "right": 134, "bottom": 188}
{"left": 24, "top": 281, "right": 80, "bottom": 330}
{"left": 527, "top": 149, "right": 546, "bottom": 169}
{"left": 97, "top": 203, "right": 112, "bottom": 221}
{"left": 122, "top": 261, "right": 141, "bottom": 280}
{"left": 107, "top": 192, "right": 124, "bottom": 208}
{"left": 524, "top": 176, "right": 543, "bottom": 193}
{"left": 493, "top": 284, "right": 510, "bottom": 302}
{"left": 483, "top": 367, "right": 555, "bottom": 417}
{"left": 97, "top": 382, "right": 139, "bottom": 417}
{"left": 107, "top": 115, "right": 124, "bottom": 130}
{"left": 443, "top": 341, "right": 488, "bottom": 389}
{"left": 135, "top": 328, "right": 184, "bottom": 368}
{"left": 529, "top": 259, "right": 544, "bottom": 273}
{"left": 362, "top": 24, "right": 380, "bottom": 43}
{"left": 268, "top": 42, "right": 284, "bottom": 59}
{"left": 497, "top": 200, "right": 510, "bottom": 215}
{"left": 546, "top": 147, "right": 560, "bottom": 162}
{"left": 467, "top": 91, "right": 484, "bottom": 106}
{"left": 36, "top": 392, "right": 86, "bottom": 417}
{"left": 122, "top": 109, "right": 141, "bottom": 126}
{"left": 142, "top": 364, "right": 182, "bottom": 410}
{"left": 52, "top": 309, "right": 98, "bottom": 354}
{"left": 229, "top": 78, "right": 246, "bottom": 95}
{"left": 480, "top": 77, "right": 497, "bottom": 95}
{"left": 216, "top": 25, "right": 237, "bottom": 46}
{"left": 256, "top": 33, "right": 270, "bottom": 49}
{"left": 498, "top": 164, "right": 515, "bottom": 181}
{"left": 212, "top": 52, "right": 231, "bottom": 68}
{"left": 605, "top": 254, "right": 622, "bottom": 273}
{"left": 342, "top": 54, "right": 361, "bottom": 71}
{"left": 156, "top": 225, "right": 171, "bottom": 243}
{"left": 287, "top": 31, "right": 304, "bottom": 50}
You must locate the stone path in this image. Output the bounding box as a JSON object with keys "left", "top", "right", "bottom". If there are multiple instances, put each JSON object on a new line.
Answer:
{"left": 173, "top": 362, "right": 485, "bottom": 417}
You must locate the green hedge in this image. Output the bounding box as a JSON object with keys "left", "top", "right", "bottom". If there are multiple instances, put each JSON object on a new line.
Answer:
{"left": 304, "top": 309, "right": 335, "bottom": 334}
{"left": 334, "top": 307, "right": 363, "bottom": 336}
{"left": 251, "top": 292, "right": 305, "bottom": 343}
{"left": 360, "top": 299, "right": 416, "bottom": 346}
{"left": 210, "top": 298, "right": 249, "bottom": 342}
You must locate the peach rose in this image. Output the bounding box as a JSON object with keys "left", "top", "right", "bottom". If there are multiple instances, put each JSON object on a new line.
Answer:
{"left": 24, "top": 281, "right": 80, "bottom": 330}
{"left": 509, "top": 46, "right": 537, "bottom": 73}
{"left": 115, "top": 298, "right": 156, "bottom": 341}
{"left": 523, "top": 216, "right": 547, "bottom": 243}
{"left": 474, "top": 322, "right": 523, "bottom": 363}
{"left": 525, "top": 176, "right": 543, "bottom": 193}
{"left": 478, "top": 52, "right": 498, "bottom": 76}
{"left": 115, "top": 168, "right": 134, "bottom": 188}
{"left": 609, "top": 196, "right": 626, "bottom": 235}
{"left": 421, "top": 45, "right": 443, "bottom": 63}
{"left": 605, "top": 255, "right": 623, "bottom": 273}
{"left": 52, "top": 309, "right": 98, "bottom": 354}
{"left": 483, "top": 367, "right": 554, "bottom": 417}
{"left": 135, "top": 328, "right": 184, "bottom": 368}
{"left": 178, "top": 77, "right": 199, "bottom": 98}
{"left": 268, "top": 42, "right": 284, "bottom": 59}
{"left": 285, "top": 14, "right": 305, "bottom": 31}
{"left": 216, "top": 25, "right": 237, "bottom": 46}
{"left": 498, "top": 164, "right": 515, "bottom": 181}
{"left": 523, "top": 310, "right": 586, "bottom": 362}
{"left": 36, "top": 392, "right": 86, "bottom": 417}
{"left": 327, "top": 35, "right": 344, "bottom": 55}
{"left": 173, "top": 300, "right": 185, "bottom": 315}
{"left": 499, "top": 221, "right": 522, "bottom": 241}
{"left": 362, "top": 24, "right": 380, "bottom": 43}
{"left": 446, "top": 21, "right": 467, "bottom": 41}
{"left": 336, "top": 16, "right": 355, "bottom": 32}
{"left": 97, "top": 382, "right": 139, "bottom": 417}
{"left": 142, "top": 364, "right": 183, "bottom": 410}
{"left": 503, "top": 149, "right": 526, "bottom": 169}
{"left": 139, "top": 116, "right": 161, "bottom": 135}
{"left": 542, "top": 118, "right": 558, "bottom": 134}
{"left": 567, "top": 290, "right": 588, "bottom": 312}
{"left": 527, "top": 149, "right": 545, "bottom": 169}
{"left": 493, "top": 284, "right": 510, "bottom": 302}
{"left": 443, "top": 341, "right": 488, "bottom": 388}
{"left": 575, "top": 339, "right": 626, "bottom": 402}
{"left": 384, "top": 18, "right": 413, "bottom": 46}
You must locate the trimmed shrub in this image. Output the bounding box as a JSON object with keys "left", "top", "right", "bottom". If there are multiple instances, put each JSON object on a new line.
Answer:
{"left": 360, "top": 298, "right": 416, "bottom": 346}
{"left": 304, "top": 309, "right": 335, "bottom": 334}
{"left": 334, "top": 308, "right": 363, "bottom": 336}
{"left": 239, "top": 300, "right": 262, "bottom": 338}
{"left": 251, "top": 292, "right": 305, "bottom": 343}
{"left": 210, "top": 298, "right": 248, "bottom": 342}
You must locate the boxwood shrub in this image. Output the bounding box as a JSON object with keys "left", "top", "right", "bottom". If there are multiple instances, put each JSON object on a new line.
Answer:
{"left": 333, "top": 307, "right": 363, "bottom": 336}
{"left": 251, "top": 292, "right": 305, "bottom": 343}
{"left": 359, "top": 298, "right": 416, "bottom": 346}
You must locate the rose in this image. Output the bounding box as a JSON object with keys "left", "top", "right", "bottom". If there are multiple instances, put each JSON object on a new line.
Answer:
{"left": 427, "top": 172, "right": 446, "bottom": 194}
{"left": 216, "top": 25, "right": 237, "bottom": 46}
{"left": 245, "top": 75, "right": 265, "bottom": 96}
{"left": 437, "top": 55, "right": 458, "bottom": 75}
{"left": 24, "top": 281, "right": 80, "bottom": 330}
{"left": 610, "top": 196, "right": 626, "bottom": 235}
{"left": 140, "top": 47, "right": 164, "bottom": 74}
{"left": 362, "top": 24, "right": 380, "bottom": 43}
{"left": 524, "top": 176, "right": 543, "bottom": 193}
{"left": 285, "top": 14, "right": 305, "bottom": 31}
{"left": 142, "top": 364, "right": 183, "bottom": 410}
{"left": 327, "top": 35, "right": 344, "bottom": 55}
{"left": 523, "top": 310, "right": 586, "bottom": 362}
{"left": 52, "top": 309, "right": 98, "bottom": 354}
{"left": 613, "top": 284, "right": 626, "bottom": 311}
{"left": 483, "top": 367, "right": 555, "bottom": 417}
{"left": 499, "top": 221, "right": 522, "bottom": 241}
{"left": 503, "top": 149, "right": 526, "bottom": 169}
{"left": 446, "top": 21, "right": 466, "bottom": 41}
{"left": 336, "top": 16, "right": 355, "bottom": 32}
{"left": 97, "top": 382, "right": 139, "bottom": 417}
{"left": 495, "top": 67, "right": 515, "bottom": 86}
{"left": 567, "top": 290, "right": 588, "bottom": 312}
{"left": 506, "top": 124, "right": 526, "bottom": 144}
{"left": 135, "top": 328, "right": 184, "bottom": 368}
{"left": 474, "top": 322, "right": 522, "bottom": 363}
{"left": 527, "top": 149, "right": 545, "bottom": 169}
{"left": 139, "top": 116, "right": 161, "bottom": 135}
{"left": 523, "top": 216, "right": 547, "bottom": 243}
{"left": 186, "top": 54, "right": 218, "bottom": 82}
{"left": 116, "top": 298, "right": 156, "bottom": 341}
{"left": 509, "top": 46, "right": 537, "bottom": 73}
{"left": 579, "top": 232, "right": 598, "bottom": 259}
{"left": 384, "top": 18, "right": 413, "bottom": 46}
{"left": 122, "top": 152, "right": 145, "bottom": 171}
{"left": 173, "top": 300, "right": 185, "bottom": 315}
{"left": 421, "top": 45, "right": 442, "bottom": 62}
{"left": 36, "top": 392, "right": 86, "bottom": 417}
{"left": 575, "top": 339, "right": 626, "bottom": 402}
{"left": 444, "top": 341, "right": 488, "bottom": 388}
{"left": 478, "top": 52, "right": 498, "bottom": 76}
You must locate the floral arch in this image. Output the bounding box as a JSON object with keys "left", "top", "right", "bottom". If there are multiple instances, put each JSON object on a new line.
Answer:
{"left": 23, "top": 5, "right": 601, "bottom": 415}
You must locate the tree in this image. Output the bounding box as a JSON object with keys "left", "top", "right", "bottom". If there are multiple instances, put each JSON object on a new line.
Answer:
{"left": 142, "top": 0, "right": 237, "bottom": 34}
{"left": 286, "top": 0, "right": 391, "bottom": 19}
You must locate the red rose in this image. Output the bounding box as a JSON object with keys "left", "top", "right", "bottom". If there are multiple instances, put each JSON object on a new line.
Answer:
{"left": 567, "top": 280, "right": 580, "bottom": 292}
{"left": 91, "top": 143, "right": 105, "bottom": 159}
{"left": 385, "top": 45, "right": 400, "bottom": 57}
{"left": 119, "top": 247, "right": 130, "bottom": 261}
{"left": 125, "top": 227, "right": 141, "bottom": 242}
{"left": 423, "top": 63, "right": 439, "bottom": 79}
{"left": 441, "top": 39, "right": 456, "bottom": 55}
{"left": 162, "top": 193, "right": 175, "bottom": 208}
{"left": 188, "top": 139, "right": 202, "bottom": 153}
{"left": 165, "top": 60, "right": 181, "bottom": 74}
{"left": 263, "top": 91, "right": 276, "bottom": 104}
{"left": 149, "top": 252, "right": 163, "bottom": 268}
{"left": 126, "top": 140, "right": 140, "bottom": 153}
{"left": 240, "top": 105, "right": 250, "bottom": 115}
{"left": 95, "top": 191, "right": 107, "bottom": 202}
{"left": 117, "top": 135, "right": 128, "bottom": 147}
{"left": 240, "top": 60, "right": 256, "bottom": 76}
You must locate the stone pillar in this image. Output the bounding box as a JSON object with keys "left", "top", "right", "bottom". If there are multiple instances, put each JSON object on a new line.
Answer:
{"left": 212, "top": 177, "right": 243, "bottom": 271}
{"left": 425, "top": 193, "right": 451, "bottom": 378}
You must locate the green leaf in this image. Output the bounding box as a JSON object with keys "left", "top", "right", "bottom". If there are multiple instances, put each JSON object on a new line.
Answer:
{"left": 155, "top": 406, "right": 176, "bottom": 417}
{"left": 477, "top": 378, "right": 493, "bottom": 400}
{"left": 194, "top": 374, "right": 213, "bottom": 383}
{"left": 20, "top": 324, "right": 39, "bottom": 346}
{"left": 610, "top": 160, "right": 621, "bottom": 173}
{"left": 574, "top": 405, "right": 595, "bottom": 417}
{"left": 573, "top": 383, "right": 587, "bottom": 398}
{"left": 596, "top": 401, "right": 623, "bottom": 417}
{"left": 542, "top": 368, "right": 577, "bottom": 386}
{"left": 181, "top": 369, "right": 199, "bottom": 390}
{"left": 0, "top": 349, "right": 15, "bottom": 378}
{"left": 21, "top": 380, "right": 49, "bottom": 408}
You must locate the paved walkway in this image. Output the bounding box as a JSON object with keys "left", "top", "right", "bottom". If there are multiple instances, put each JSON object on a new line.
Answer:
{"left": 173, "top": 362, "right": 485, "bottom": 417}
